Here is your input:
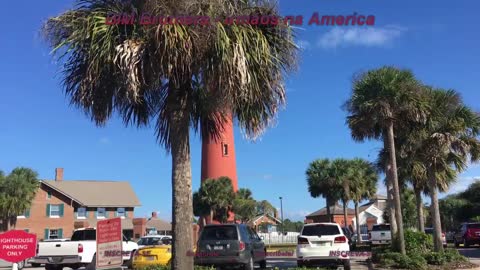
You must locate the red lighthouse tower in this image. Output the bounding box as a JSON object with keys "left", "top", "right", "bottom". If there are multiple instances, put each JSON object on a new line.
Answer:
{"left": 201, "top": 114, "right": 238, "bottom": 223}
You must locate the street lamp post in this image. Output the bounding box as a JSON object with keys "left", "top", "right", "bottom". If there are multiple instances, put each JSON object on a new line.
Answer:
{"left": 279, "top": 197, "right": 284, "bottom": 234}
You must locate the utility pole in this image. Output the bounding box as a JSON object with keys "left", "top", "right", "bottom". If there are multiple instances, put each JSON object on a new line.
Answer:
{"left": 279, "top": 196, "right": 284, "bottom": 234}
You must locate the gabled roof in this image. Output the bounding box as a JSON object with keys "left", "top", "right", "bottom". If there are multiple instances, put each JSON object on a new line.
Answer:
{"left": 250, "top": 214, "right": 282, "bottom": 224}
{"left": 306, "top": 203, "right": 354, "bottom": 217}
{"left": 360, "top": 194, "right": 388, "bottom": 211}
{"left": 146, "top": 218, "right": 172, "bottom": 231}
{"left": 42, "top": 180, "right": 141, "bottom": 207}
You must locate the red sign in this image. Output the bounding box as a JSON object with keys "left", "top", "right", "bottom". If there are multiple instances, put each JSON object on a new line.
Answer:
{"left": 0, "top": 230, "right": 37, "bottom": 263}
{"left": 96, "top": 218, "right": 122, "bottom": 269}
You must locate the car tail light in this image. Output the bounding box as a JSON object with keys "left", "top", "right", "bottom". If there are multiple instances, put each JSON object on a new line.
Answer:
{"left": 239, "top": 241, "right": 245, "bottom": 251}
{"left": 334, "top": 236, "right": 347, "bottom": 243}
{"left": 297, "top": 237, "right": 309, "bottom": 245}
{"left": 78, "top": 243, "right": 83, "bottom": 253}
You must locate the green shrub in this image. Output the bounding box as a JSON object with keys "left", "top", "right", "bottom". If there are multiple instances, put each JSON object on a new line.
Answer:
{"left": 443, "top": 248, "right": 468, "bottom": 263}
{"left": 396, "top": 254, "right": 427, "bottom": 270}
{"left": 424, "top": 251, "right": 447, "bottom": 265}
{"left": 404, "top": 229, "right": 433, "bottom": 255}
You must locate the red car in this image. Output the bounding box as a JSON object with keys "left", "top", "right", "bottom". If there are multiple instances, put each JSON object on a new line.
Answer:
{"left": 454, "top": 223, "right": 480, "bottom": 247}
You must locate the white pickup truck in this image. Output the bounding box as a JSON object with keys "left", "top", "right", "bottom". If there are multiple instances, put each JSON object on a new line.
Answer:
{"left": 31, "top": 228, "right": 138, "bottom": 270}
{"left": 369, "top": 224, "right": 391, "bottom": 246}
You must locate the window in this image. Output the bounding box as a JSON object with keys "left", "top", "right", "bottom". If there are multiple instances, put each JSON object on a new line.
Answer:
{"left": 116, "top": 208, "right": 126, "bottom": 218}
{"left": 77, "top": 207, "right": 86, "bottom": 219}
{"left": 222, "top": 143, "right": 229, "bottom": 156}
{"left": 47, "top": 229, "right": 63, "bottom": 239}
{"left": 18, "top": 209, "right": 30, "bottom": 219}
{"left": 200, "top": 225, "right": 238, "bottom": 240}
{"left": 47, "top": 191, "right": 52, "bottom": 199}
{"left": 301, "top": 224, "right": 340, "bottom": 236}
{"left": 50, "top": 205, "right": 60, "bottom": 217}
{"left": 97, "top": 208, "right": 106, "bottom": 218}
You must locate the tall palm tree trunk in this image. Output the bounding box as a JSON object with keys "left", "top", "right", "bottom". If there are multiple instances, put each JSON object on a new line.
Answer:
{"left": 386, "top": 122, "right": 406, "bottom": 255}
{"left": 355, "top": 202, "right": 361, "bottom": 245}
{"left": 414, "top": 186, "right": 425, "bottom": 232}
{"left": 384, "top": 149, "right": 398, "bottom": 244}
{"left": 170, "top": 102, "right": 194, "bottom": 270}
{"left": 428, "top": 170, "right": 444, "bottom": 252}
{"left": 326, "top": 197, "right": 332, "bottom": 222}
{"left": 343, "top": 201, "right": 348, "bottom": 229}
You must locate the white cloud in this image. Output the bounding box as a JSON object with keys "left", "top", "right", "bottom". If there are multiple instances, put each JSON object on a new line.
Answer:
{"left": 99, "top": 137, "right": 110, "bottom": 144}
{"left": 317, "top": 25, "right": 406, "bottom": 49}
{"left": 263, "top": 174, "right": 273, "bottom": 180}
{"left": 296, "top": 40, "right": 311, "bottom": 50}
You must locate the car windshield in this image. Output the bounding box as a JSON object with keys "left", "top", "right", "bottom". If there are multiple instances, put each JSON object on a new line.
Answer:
{"left": 302, "top": 225, "right": 340, "bottom": 236}
{"left": 372, "top": 225, "right": 390, "bottom": 231}
{"left": 467, "top": 224, "right": 480, "bottom": 229}
{"left": 201, "top": 226, "right": 238, "bottom": 240}
{"left": 138, "top": 237, "right": 166, "bottom": 245}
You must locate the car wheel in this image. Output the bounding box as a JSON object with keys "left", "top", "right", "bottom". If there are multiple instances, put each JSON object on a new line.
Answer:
{"left": 86, "top": 254, "right": 96, "bottom": 270}
{"left": 343, "top": 259, "right": 351, "bottom": 270}
{"left": 464, "top": 238, "right": 470, "bottom": 248}
{"left": 244, "top": 256, "right": 254, "bottom": 270}
{"left": 259, "top": 259, "right": 267, "bottom": 269}
{"left": 297, "top": 260, "right": 304, "bottom": 267}
{"left": 31, "top": 263, "right": 41, "bottom": 267}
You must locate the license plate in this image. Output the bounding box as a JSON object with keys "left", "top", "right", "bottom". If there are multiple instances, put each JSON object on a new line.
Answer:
{"left": 213, "top": 245, "right": 224, "bottom": 250}
{"left": 313, "top": 242, "right": 329, "bottom": 246}
{"left": 146, "top": 256, "right": 155, "bottom": 261}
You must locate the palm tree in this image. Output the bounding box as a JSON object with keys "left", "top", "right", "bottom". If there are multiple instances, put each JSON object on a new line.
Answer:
{"left": 344, "top": 66, "right": 428, "bottom": 254}
{"left": 306, "top": 159, "right": 343, "bottom": 222}
{"left": 237, "top": 188, "right": 253, "bottom": 200}
{"left": 43, "top": 1, "right": 297, "bottom": 268}
{"left": 256, "top": 200, "right": 277, "bottom": 217}
{"left": 331, "top": 159, "right": 351, "bottom": 228}
{"left": 413, "top": 88, "right": 480, "bottom": 251}
{"left": 348, "top": 159, "right": 378, "bottom": 245}
{"left": 233, "top": 188, "right": 256, "bottom": 223}
{"left": 0, "top": 168, "right": 39, "bottom": 231}
{"left": 193, "top": 177, "right": 235, "bottom": 224}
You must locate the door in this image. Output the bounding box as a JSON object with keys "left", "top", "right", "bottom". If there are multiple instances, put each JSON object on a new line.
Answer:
{"left": 247, "top": 227, "right": 265, "bottom": 262}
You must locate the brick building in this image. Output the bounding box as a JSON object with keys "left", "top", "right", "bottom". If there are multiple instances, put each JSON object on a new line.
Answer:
{"left": 305, "top": 203, "right": 356, "bottom": 228}
{"left": 304, "top": 195, "right": 388, "bottom": 232}
{"left": 11, "top": 168, "right": 141, "bottom": 240}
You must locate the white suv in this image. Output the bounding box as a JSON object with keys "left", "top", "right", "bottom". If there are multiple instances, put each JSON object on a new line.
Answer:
{"left": 296, "top": 222, "right": 351, "bottom": 270}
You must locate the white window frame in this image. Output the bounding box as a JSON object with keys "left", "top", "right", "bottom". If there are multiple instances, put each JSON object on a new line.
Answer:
{"left": 49, "top": 229, "right": 59, "bottom": 239}
{"left": 97, "top": 208, "right": 106, "bottom": 219}
{"left": 117, "top": 207, "right": 126, "bottom": 218}
{"left": 77, "top": 207, "right": 87, "bottom": 219}
{"left": 50, "top": 205, "right": 60, "bottom": 218}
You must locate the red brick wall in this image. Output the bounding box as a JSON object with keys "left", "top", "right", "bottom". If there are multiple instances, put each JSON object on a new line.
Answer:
{"left": 306, "top": 214, "right": 355, "bottom": 227}
{"left": 15, "top": 183, "right": 76, "bottom": 240}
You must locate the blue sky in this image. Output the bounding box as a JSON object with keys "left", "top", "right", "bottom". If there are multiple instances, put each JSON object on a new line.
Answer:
{"left": 1, "top": 0, "right": 480, "bottom": 222}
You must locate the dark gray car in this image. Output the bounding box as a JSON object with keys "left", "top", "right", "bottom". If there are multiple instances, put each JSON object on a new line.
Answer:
{"left": 194, "top": 224, "right": 267, "bottom": 269}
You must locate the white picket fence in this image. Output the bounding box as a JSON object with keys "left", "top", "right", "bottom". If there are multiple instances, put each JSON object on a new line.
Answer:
{"left": 257, "top": 232, "right": 299, "bottom": 244}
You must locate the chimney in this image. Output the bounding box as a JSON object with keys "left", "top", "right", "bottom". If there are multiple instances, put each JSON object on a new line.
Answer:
{"left": 55, "top": 168, "right": 64, "bottom": 181}
{"left": 152, "top": 212, "right": 158, "bottom": 218}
